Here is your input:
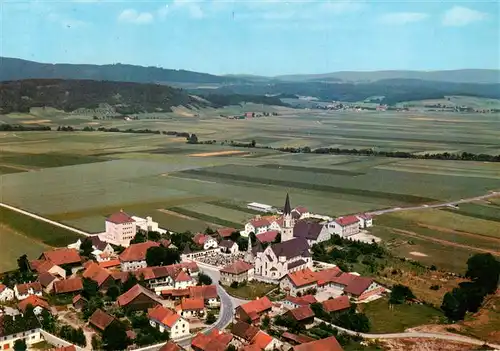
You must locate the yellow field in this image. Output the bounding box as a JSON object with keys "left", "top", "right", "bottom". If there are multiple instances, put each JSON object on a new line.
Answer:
{"left": 189, "top": 150, "right": 247, "bottom": 157}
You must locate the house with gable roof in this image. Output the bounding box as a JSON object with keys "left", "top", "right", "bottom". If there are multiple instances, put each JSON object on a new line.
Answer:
{"left": 235, "top": 297, "right": 272, "bottom": 325}
{"left": 18, "top": 295, "right": 51, "bottom": 315}
{"left": 119, "top": 241, "right": 160, "bottom": 271}
{"left": 219, "top": 240, "right": 239, "bottom": 254}
{"left": 117, "top": 284, "right": 163, "bottom": 311}
{"left": 132, "top": 262, "right": 199, "bottom": 293}
{"left": 0, "top": 284, "right": 14, "bottom": 302}
{"left": 356, "top": 214, "right": 373, "bottom": 228}
{"left": 193, "top": 234, "right": 218, "bottom": 250}
{"left": 293, "top": 336, "right": 344, "bottom": 351}
{"left": 191, "top": 329, "right": 232, "bottom": 351}
{"left": 148, "top": 305, "right": 190, "bottom": 339}
{"left": 283, "top": 295, "right": 317, "bottom": 309}
{"left": 82, "top": 262, "right": 114, "bottom": 291}
{"left": 279, "top": 268, "right": 318, "bottom": 296}
{"left": 332, "top": 216, "right": 361, "bottom": 237}
{"left": 14, "top": 282, "right": 43, "bottom": 300}
{"left": 220, "top": 260, "right": 254, "bottom": 285}
{"left": 102, "top": 210, "right": 137, "bottom": 247}
{"left": 242, "top": 217, "right": 271, "bottom": 237}
{"left": 176, "top": 297, "right": 205, "bottom": 319}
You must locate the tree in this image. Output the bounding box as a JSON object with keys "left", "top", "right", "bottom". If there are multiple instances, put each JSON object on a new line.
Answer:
{"left": 466, "top": 253, "right": 500, "bottom": 294}
{"left": 236, "top": 237, "right": 248, "bottom": 251}
{"left": 83, "top": 297, "right": 104, "bottom": 320}
{"left": 39, "top": 309, "right": 56, "bottom": 332}
{"left": 198, "top": 272, "right": 212, "bottom": 286}
{"left": 106, "top": 284, "right": 121, "bottom": 300}
{"left": 226, "top": 345, "right": 237, "bottom": 351}
{"left": 187, "top": 133, "right": 198, "bottom": 144}
{"left": 273, "top": 233, "right": 281, "bottom": 244}
{"left": 17, "top": 254, "right": 31, "bottom": 273}
{"left": 13, "top": 339, "right": 27, "bottom": 351}
{"left": 102, "top": 321, "right": 130, "bottom": 351}
{"left": 123, "top": 273, "right": 139, "bottom": 292}
{"left": 163, "top": 248, "right": 181, "bottom": 265}
{"left": 146, "top": 246, "right": 165, "bottom": 267}
{"left": 206, "top": 312, "right": 216, "bottom": 324}
{"left": 262, "top": 315, "right": 270, "bottom": 330}
{"left": 80, "top": 238, "right": 93, "bottom": 257}
{"left": 249, "top": 232, "right": 257, "bottom": 245}
{"left": 130, "top": 231, "right": 146, "bottom": 244}
{"left": 250, "top": 139, "right": 256, "bottom": 147}
{"left": 230, "top": 281, "right": 239, "bottom": 288}
{"left": 441, "top": 288, "right": 468, "bottom": 321}
{"left": 230, "top": 231, "right": 240, "bottom": 242}
{"left": 459, "top": 282, "right": 486, "bottom": 313}
{"left": 389, "top": 284, "right": 415, "bottom": 304}
{"left": 92, "top": 335, "right": 103, "bottom": 350}
{"left": 82, "top": 277, "right": 99, "bottom": 299}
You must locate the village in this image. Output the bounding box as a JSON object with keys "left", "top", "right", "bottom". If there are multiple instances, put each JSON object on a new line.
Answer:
{"left": 0, "top": 194, "right": 388, "bottom": 351}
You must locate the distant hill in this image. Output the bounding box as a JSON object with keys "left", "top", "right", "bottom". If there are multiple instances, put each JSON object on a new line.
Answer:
{"left": 0, "top": 79, "right": 207, "bottom": 114}
{"left": 275, "top": 69, "right": 500, "bottom": 84}
{"left": 0, "top": 57, "right": 246, "bottom": 85}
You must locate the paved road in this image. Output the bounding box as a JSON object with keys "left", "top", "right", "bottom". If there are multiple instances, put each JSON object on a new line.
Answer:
{"left": 366, "top": 191, "right": 499, "bottom": 216}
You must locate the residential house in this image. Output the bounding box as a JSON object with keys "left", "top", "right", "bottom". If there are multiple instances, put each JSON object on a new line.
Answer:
{"left": 250, "top": 331, "right": 280, "bottom": 350}
{"left": 134, "top": 262, "right": 199, "bottom": 293}
{"left": 90, "top": 236, "right": 115, "bottom": 256}
{"left": 293, "top": 336, "right": 344, "bottom": 351}
{"left": 191, "top": 329, "right": 232, "bottom": 351}
{"left": 217, "top": 227, "right": 236, "bottom": 239}
{"left": 285, "top": 306, "right": 315, "bottom": 326}
{"left": 282, "top": 332, "right": 316, "bottom": 346}
{"left": 72, "top": 294, "right": 87, "bottom": 310}
{"left": 235, "top": 297, "right": 272, "bottom": 325}
{"left": 53, "top": 278, "right": 83, "bottom": 295}
{"left": 148, "top": 305, "right": 190, "bottom": 340}
{"left": 39, "top": 248, "right": 82, "bottom": 271}
{"left": 255, "top": 230, "right": 279, "bottom": 245}
{"left": 219, "top": 240, "right": 239, "bottom": 254}
{"left": 254, "top": 238, "right": 311, "bottom": 280}
{"left": 132, "top": 215, "right": 167, "bottom": 235}
{"left": 17, "top": 295, "right": 51, "bottom": 315}
{"left": 230, "top": 321, "right": 259, "bottom": 348}
{"left": 0, "top": 285, "right": 14, "bottom": 302}
{"left": 280, "top": 269, "right": 318, "bottom": 297}
{"left": 82, "top": 262, "right": 114, "bottom": 291}
{"left": 117, "top": 284, "right": 163, "bottom": 311}
{"left": 356, "top": 214, "right": 373, "bottom": 229}
{"left": 293, "top": 220, "right": 332, "bottom": 245}
{"left": 98, "top": 259, "right": 121, "bottom": 270}
{"left": 14, "top": 282, "right": 42, "bottom": 300}
{"left": 89, "top": 309, "right": 115, "bottom": 332}
{"left": 0, "top": 311, "right": 43, "bottom": 350}
{"left": 220, "top": 261, "right": 254, "bottom": 285}
{"left": 176, "top": 298, "right": 205, "bottom": 319}
{"left": 37, "top": 272, "right": 59, "bottom": 293}
{"left": 101, "top": 210, "right": 137, "bottom": 247}
{"left": 119, "top": 241, "right": 160, "bottom": 272}
{"left": 31, "top": 260, "right": 66, "bottom": 279}
{"left": 283, "top": 295, "right": 317, "bottom": 309}
{"left": 188, "top": 285, "right": 219, "bottom": 307}
{"left": 159, "top": 341, "right": 183, "bottom": 351}
{"left": 343, "top": 276, "right": 385, "bottom": 302}
{"left": 242, "top": 218, "right": 271, "bottom": 237}
{"left": 333, "top": 216, "right": 360, "bottom": 237}
{"left": 192, "top": 234, "right": 218, "bottom": 250}
{"left": 291, "top": 207, "right": 310, "bottom": 220}
{"left": 322, "top": 296, "right": 351, "bottom": 315}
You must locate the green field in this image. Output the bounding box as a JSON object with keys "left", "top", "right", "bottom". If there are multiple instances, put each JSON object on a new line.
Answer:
{"left": 223, "top": 281, "right": 276, "bottom": 299}
{"left": 0, "top": 105, "right": 499, "bottom": 270}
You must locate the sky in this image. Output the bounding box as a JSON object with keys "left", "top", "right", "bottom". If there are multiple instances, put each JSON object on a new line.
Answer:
{"left": 1, "top": 0, "right": 499, "bottom": 76}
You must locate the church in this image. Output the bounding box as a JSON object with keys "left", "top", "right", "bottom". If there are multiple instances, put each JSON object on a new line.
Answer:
{"left": 250, "top": 194, "right": 313, "bottom": 280}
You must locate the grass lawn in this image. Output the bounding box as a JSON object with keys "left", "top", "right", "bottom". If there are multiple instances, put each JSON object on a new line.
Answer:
{"left": 360, "top": 298, "right": 445, "bottom": 333}
{"left": 0, "top": 165, "right": 27, "bottom": 174}
{"left": 1, "top": 152, "right": 108, "bottom": 168}
{"left": 223, "top": 281, "right": 276, "bottom": 300}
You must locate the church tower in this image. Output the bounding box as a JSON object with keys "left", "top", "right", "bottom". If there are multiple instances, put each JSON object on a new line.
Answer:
{"left": 244, "top": 235, "right": 254, "bottom": 263}
{"left": 281, "top": 193, "right": 295, "bottom": 242}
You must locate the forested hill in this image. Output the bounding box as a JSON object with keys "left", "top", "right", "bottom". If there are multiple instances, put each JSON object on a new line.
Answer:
{"left": 0, "top": 57, "right": 245, "bottom": 85}
{"left": 0, "top": 79, "right": 207, "bottom": 114}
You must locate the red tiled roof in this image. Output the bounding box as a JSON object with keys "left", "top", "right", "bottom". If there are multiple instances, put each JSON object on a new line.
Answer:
{"left": 282, "top": 332, "right": 316, "bottom": 345}
{"left": 107, "top": 211, "right": 135, "bottom": 224}
{"left": 191, "top": 329, "right": 232, "bottom": 351}
{"left": 18, "top": 295, "right": 50, "bottom": 312}
{"left": 189, "top": 285, "right": 218, "bottom": 300}
{"left": 42, "top": 248, "right": 81, "bottom": 266}
{"left": 217, "top": 227, "right": 236, "bottom": 238}
{"left": 335, "top": 215, "right": 359, "bottom": 227}
{"left": 119, "top": 241, "right": 160, "bottom": 262}
{"left": 52, "top": 346, "right": 77, "bottom": 351}
{"left": 38, "top": 272, "right": 58, "bottom": 288}
{"left": 293, "top": 336, "right": 343, "bottom": 351}
{"left": 251, "top": 331, "right": 273, "bottom": 349}
{"left": 285, "top": 295, "right": 317, "bottom": 306}
{"left": 239, "top": 297, "right": 272, "bottom": 316}
{"left": 285, "top": 268, "right": 317, "bottom": 288}
{"left": 111, "top": 271, "right": 129, "bottom": 283}
{"left": 231, "top": 321, "right": 259, "bottom": 341}
{"left": 256, "top": 230, "right": 279, "bottom": 244}
{"left": 180, "top": 297, "right": 204, "bottom": 311}
{"left": 83, "top": 262, "right": 112, "bottom": 287}
{"left": 89, "top": 309, "right": 115, "bottom": 331}
{"left": 159, "top": 341, "right": 182, "bottom": 351}
{"left": 330, "top": 272, "right": 358, "bottom": 287}
{"left": 54, "top": 278, "right": 83, "bottom": 294}
{"left": 241, "top": 345, "right": 261, "bottom": 351}
{"left": 322, "top": 296, "right": 351, "bottom": 313}
{"left": 117, "top": 284, "right": 162, "bottom": 307}
{"left": 287, "top": 305, "right": 314, "bottom": 321}
{"left": 98, "top": 259, "right": 121, "bottom": 269}
{"left": 175, "top": 271, "right": 193, "bottom": 282}
{"left": 357, "top": 213, "right": 372, "bottom": 220}
{"left": 73, "top": 294, "right": 87, "bottom": 304}
{"left": 344, "top": 276, "right": 374, "bottom": 296}
{"left": 250, "top": 218, "right": 270, "bottom": 228}
{"left": 0, "top": 284, "right": 8, "bottom": 294}
{"left": 34, "top": 260, "right": 56, "bottom": 274}
{"left": 193, "top": 233, "right": 212, "bottom": 245}
{"left": 315, "top": 267, "right": 342, "bottom": 286}
{"left": 148, "top": 305, "right": 181, "bottom": 328}
{"left": 293, "top": 206, "right": 308, "bottom": 214}
{"left": 220, "top": 260, "right": 253, "bottom": 275}
{"left": 15, "top": 282, "right": 42, "bottom": 295}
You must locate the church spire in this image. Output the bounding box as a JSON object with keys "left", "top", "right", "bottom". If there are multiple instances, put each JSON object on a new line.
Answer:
{"left": 284, "top": 193, "right": 291, "bottom": 215}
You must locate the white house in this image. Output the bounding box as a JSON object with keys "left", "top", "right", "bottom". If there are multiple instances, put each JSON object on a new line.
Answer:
{"left": 254, "top": 238, "right": 312, "bottom": 280}
{"left": 132, "top": 216, "right": 168, "bottom": 235}
{"left": 101, "top": 210, "right": 137, "bottom": 247}
{"left": 14, "top": 282, "right": 43, "bottom": 300}
{"left": 119, "top": 241, "right": 160, "bottom": 272}
{"left": 0, "top": 313, "right": 43, "bottom": 351}
{"left": 356, "top": 214, "right": 373, "bottom": 228}
{"left": 219, "top": 240, "right": 239, "bottom": 254}
{"left": 192, "top": 234, "right": 218, "bottom": 250}
{"left": 279, "top": 268, "right": 318, "bottom": 297}
{"left": 332, "top": 216, "right": 361, "bottom": 237}
{"left": 148, "top": 305, "right": 190, "bottom": 340}
{"left": 291, "top": 206, "right": 310, "bottom": 220}
{"left": 0, "top": 285, "right": 14, "bottom": 302}
{"left": 176, "top": 298, "right": 205, "bottom": 319}
{"left": 242, "top": 218, "right": 271, "bottom": 237}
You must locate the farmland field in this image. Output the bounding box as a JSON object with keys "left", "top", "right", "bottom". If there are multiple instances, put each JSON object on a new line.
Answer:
{"left": 0, "top": 105, "right": 499, "bottom": 271}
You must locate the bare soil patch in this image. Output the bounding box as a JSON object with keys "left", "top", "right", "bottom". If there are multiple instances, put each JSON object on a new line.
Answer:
{"left": 418, "top": 223, "right": 500, "bottom": 243}
{"left": 21, "top": 119, "right": 51, "bottom": 124}
{"left": 189, "top": 150, "right": 246, "bottom": 157}
{"left": 379, "top": 338, "right": 478, "bottom": 351}
{"left": 409, "top": 251, "right": 428, "bottom": 257}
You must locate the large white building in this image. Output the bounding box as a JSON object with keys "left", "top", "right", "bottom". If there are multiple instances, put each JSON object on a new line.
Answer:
{"left": 101, "top": 210, "right": 137, "bottom": 247}
{"left": 132, "top": 216, "right": 168, "bottom": 235}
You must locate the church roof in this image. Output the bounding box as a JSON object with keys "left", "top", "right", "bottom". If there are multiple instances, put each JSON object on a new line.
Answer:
{"left": 284, "top": 193, "right": 292, "bottom": 215}
{"left": 293, "top": 220, "right": 324, "bottom": 240}
{"left": 271, "top": 238, "right": 309, "bottom": 260}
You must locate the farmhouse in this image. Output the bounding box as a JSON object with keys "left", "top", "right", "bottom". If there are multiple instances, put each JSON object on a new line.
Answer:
{"left": 356, "top": 214, "right": 373, "bottom": 228}
{"left": 193, "top": 234, "right": 218, "bottom": 250}
{"left": 322, "top": 296, "right": 351, "bottom": 315}
{"left": 254, "top": 238, "right": 312, "bottom": 280}
{"left": 0, "top": 311, "right": 43, "bottom": 350}
{"left": 17, "top": 295, "right": 51, "bottom": 315}
{"left": 148, "top": 305, "right": 190, "bottom": 339}
{"left": 217, "top": 227, "right": 236, "bottom": 239}
{"left": 291, "top": 206, "right": 310, "bottom": 220}
{"left": 293, "top": 336, "right": 343, "bottom": 351}
{"left": 102, "top": 210, "right": 137, "bottom": 247}
{"left": 231, "top": 321, "right": 259, "bottom": 347}
{"left": 188, "top": 285, "right": 219, "bottom": 306}
{"left": 134, "top": 262, "right": 199, "bottom": 293}
{"left": 159, "top": 341, "right": 183, "bottom": 351}
{"left": 0, "top": 285, "right": 14, "bottom": 302}
{"left": 293, "top": 219, "right": 332, "bottom": 245}
{"left": 132, "top": 215, "right": 167, "bottom": 235}
{"left": 285, "top": 305, "right": 315, "bottom": 326}
{"left": 53, "top": 278, "right": 83, "bottom": 295}
{"left": 280, "top": 268, "right": 318, "bottom": 297}
{"left": 243, "top": 218, "right": 271, "bottom": 236}
{"left": 219, "top": 240, "right": 239, "bottom": 254}
{"left": 31, "top": 260, "right": 66, "bottom": 279}
{"left": 82, "top": 262, "right": 114, "bottom": 290}
{"left": 119, "top": 241, "right": 160, "bottom": 271}
{"left": 235, "top": 297, "right": 272, "bottom": 324}
{"left": 176, "top": 297, "right": 205, "bottom": 319}
{"left": 37, "top": 272, "right": 59, "bottom": 293}
{"left": 39, "top": 248, "right": 82, "bottom": 270}
{"left": 283, "top": 295, "right": 317, "bottom": 309}
{"left": 89, "top": 309, "right": 115, "bottom": 332}
{"left": 220, "top": 260, "right": 254, "bottom": 285}
{"left": 333, "top": 216, "right": 361, "bottom": 237}
{"left": 14, "top": 282, "right": 42, "bottom": 300}
{"left": 117, "top": 284, "right": 163, "bottom": 311}
{"left": 72, "top": 294, "right": 87, "bottom": 310}
{"left": 343, "top": 276, "right": 386, "bottom": 302}
{"left": 191, "top": 329, "right": 233, "bottom": 351}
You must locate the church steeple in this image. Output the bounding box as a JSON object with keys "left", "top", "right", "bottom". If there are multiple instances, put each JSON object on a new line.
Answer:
{"left": 284, "top": 193, "right": 291, "bottom": 215}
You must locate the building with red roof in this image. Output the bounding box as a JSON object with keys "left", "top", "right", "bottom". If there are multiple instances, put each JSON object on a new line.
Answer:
{"left": 220, "top": 260, "right": 254, "bottom": 286}
{"left": 131, "top": 262, "right": 199, "bottom": 293}
{"left": 117, "top": 284, "right": 162, "bottom": 311}
{"left": 344, "top": 276, "right": 385, "bottom": 302}
{"left": 293, "top": 336, "right": 343, "bottom": 351}
{"left": 191, "top": 329, "right": 232, "bottom": 351}
{"left": 102, "top": 210, "right": 137, "bottom": 247}
{"left": 89, "top": 309, "right": 115, "bottom": 332}
{"left": 251, "top": 330, "right": 279, "bottom": 350}
{"left": 193, "top": 234, "right": 218, "bottom": 250}
{"left": 282, "top": 332, "right": 316, "bottom": 345}
{"left": 83, "top": 262, "right": 114, "bottom": 290}
{"left": 283, "top": 295, "right": 317, "bottom": 309}
{"left": 40, "top": 248, "right": 82, "bottom": 267}
{"left": 356, "top": 214, "right": 373, "bottom": 228}
{"left": 235, "top": 297, "right": 273, "bottom": 325}
{"left": 18, "top": 295, "right": 51, "bottom": 315}
{"left": 279, "top": 268, "right": 318, "bottom": 296}
{"left": 333, "top": 216, "right": 360, "bottom": 237}
{"left": 322, "top": 296, "right": 351, "bottom": 314}
{"left": 53, "top": 278, "right": 83, "bottom": 295}
{"left": 177, "top": 297, "right": 205, "bottom": 319}
{"left": 0, "top": 284, "right": 14, "bottom": 302}
{"left": 119, "top": 241, "right": 160, "bottom": 271}
{"left": 255, "top": 230, "right": 280, "bottom": 244}
{"left": 14, "top": 282, "right": 43, "bottom": 300}
{"left": 217, "top": 227, "right": 236, "bottom": 239}
{"left": 159, "top": 341, "right": 183, "bottom": 351}
{"left": 148, "top": 305, "right": 190, "bottom": 339}
{"left": 285, "top": 305, "right": 315, "bottom": 325}
{"left": 72, "top": 294, "right": 87, "bottom": 310}
{"left": 188, "top": 285, "right": 219, "bottom": 306}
